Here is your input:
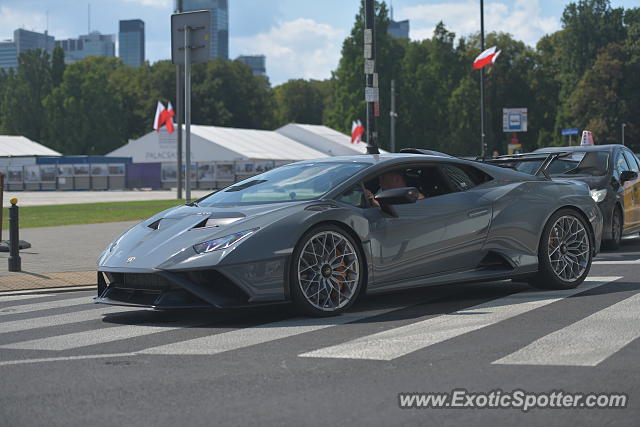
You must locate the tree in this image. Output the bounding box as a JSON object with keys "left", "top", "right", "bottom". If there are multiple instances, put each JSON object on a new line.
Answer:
{"left": 51, "top": 46, "right": 65, "bottom": 87}
{"left": 273, "top": 79, "right": 331, "bottom": 126}
{"left": 1, "top": 49, "right": 52, "bottom": 142}
{"left": 44, "top": 57, "right": 127, "bottom": 154}
{"left": 325, "top": 0, "right": 406, "bottom": 151}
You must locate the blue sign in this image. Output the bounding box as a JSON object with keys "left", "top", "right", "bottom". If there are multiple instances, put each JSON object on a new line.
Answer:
{"left": 561, "top": 128, "right": 580, "bottom": 136}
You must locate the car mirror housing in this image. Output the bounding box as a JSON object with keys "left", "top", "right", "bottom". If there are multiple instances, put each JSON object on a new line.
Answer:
{"left": 374, "top": 187, "right": 420, "bottom": 216}
{"left": 620, "top": 170, "right": 638, "bottom": 184}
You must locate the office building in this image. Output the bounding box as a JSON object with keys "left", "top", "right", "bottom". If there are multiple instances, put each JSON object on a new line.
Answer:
{"left": 179, "top": 0, "right": 229, "bottom": 60}
{"left": 55, "top": 32, "right": 115, "bottom": 64}
{"left": 387, "top": 3, "right": 410, "bottom": 39}
{"left": 119, "top": 20, "right": 145, "bottom": 67}
{"left": 14, "top": 29, "right": 55, "bottom": 55}
{"left": 0, "top": 41, "right": 18, "bottom": 70}
{"left": 237, "top": 55, "right": 266, "bottom": 77}
{"left": 1, "top": 29, "right": 55, "bottom": 70}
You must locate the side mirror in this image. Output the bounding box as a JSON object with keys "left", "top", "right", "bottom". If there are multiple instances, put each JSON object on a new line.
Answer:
{"left": 620, "top": 170, "right": 638, "bottom": 184}
{"left": 374, "top": 187, "right": 420, "bottom": 216}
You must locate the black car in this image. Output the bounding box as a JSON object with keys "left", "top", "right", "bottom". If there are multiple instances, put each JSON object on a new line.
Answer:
{"left": 513, "top": 145, "right": 640, "bottom": 249}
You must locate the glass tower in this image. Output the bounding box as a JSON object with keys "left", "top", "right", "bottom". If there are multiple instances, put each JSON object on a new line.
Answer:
{"left": 178, "top": 0, "right": 229, "bottom": 60}
{"left": 119, "top": 20, "right": 145, "bottom": 67}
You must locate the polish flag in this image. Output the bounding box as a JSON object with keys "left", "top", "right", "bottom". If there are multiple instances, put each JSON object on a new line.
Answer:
{"left": 153, "top": 101, "right": 166, "bottom": 132}
{"left": 153, "top": 101, "right": 175, "bottom": 134}
{"left": 351, "top": 120, "right": 365, "bottom": 143}
{"left": 164, "top": 102, "right": 175, "bottom": 134}
{"left": 473, "top": 46, "right": 502, "bottom": 70}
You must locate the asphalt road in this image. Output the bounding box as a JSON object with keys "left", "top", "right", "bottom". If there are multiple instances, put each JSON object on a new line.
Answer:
{"left": 1, "top": 237, "right": 639, "bottom": 427}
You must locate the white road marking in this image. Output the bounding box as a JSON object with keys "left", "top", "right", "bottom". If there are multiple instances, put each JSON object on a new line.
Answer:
{"left": 0, "top": 294, "right": 51, "bottom": 303}
{"left": 138, "top": 307, "right": 400, "bottom": 356}
{"left": 0, "top": 286, "right": 95, "bottom": 297}
{"left": 299, "top": 277, "right": 622, "bottom": 361}
{"left": 0, "top": 322, "right": 203, "bottom": 351}
{"left": 593, "top": 259, "right": 640, "bottom": 265}
{"left": 0, "top": 307, "right": 137, "bottom": 335}
{"left": 0, "top": 297, "right": 95, "bottom": 316}
{"left": 0, "top": 353, "right": 136, "bottom": 367}
{"left": 493, "top": 292, "right": 640, "bottom": 367}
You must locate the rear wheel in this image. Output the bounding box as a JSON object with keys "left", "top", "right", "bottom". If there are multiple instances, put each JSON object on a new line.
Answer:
{"left": 603, "top": 207, "right": 623, "bottom": 250}
{"left": 290, "top": 225, "right": 364, "bottom": 317}
{"left": 529, "top": 209, "right": 592, "bottom": 290}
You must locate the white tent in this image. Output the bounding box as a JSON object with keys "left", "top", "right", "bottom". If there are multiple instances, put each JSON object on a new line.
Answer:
{"left": 276, "top": 123, "right": 386, "bottom": 156}
{"left": 0, "top": 135, "right": 62, "bottom": 167}
{"left": 108, "top": 125, "right": 328, "bottom": 164}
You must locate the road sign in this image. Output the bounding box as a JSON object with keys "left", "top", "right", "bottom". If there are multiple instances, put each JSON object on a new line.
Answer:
{"left": 561, "top": 128, "right": 580, "bottom": 136}
{"left": 502, "top": 108, "right": 528, "bottom": 133}
{"left": 171, "top": 10, "right": 211, "bottom": 65}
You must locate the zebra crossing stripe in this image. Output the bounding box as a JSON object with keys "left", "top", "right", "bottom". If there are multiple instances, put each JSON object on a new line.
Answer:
{"left": 298, "top": 277, "right": 622, "bottom": 361}
{"left": 493, "top": 292, "right": 640, "bottom": 366}
{"left": 0, "top": 307, "right": 135, "bottom": 335}
{"left": 137, "top": 307, "right": 400, "bottom": 356}
{"left": 0, "top": 297, "right": 95, "bottom": 316}
{"left": 0, "top": 322, "right": 203, "bottom": 351}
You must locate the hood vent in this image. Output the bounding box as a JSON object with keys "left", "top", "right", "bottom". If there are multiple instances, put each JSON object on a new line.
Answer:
{"left": 192, "top": 212, "right": 246, "bottom": 230}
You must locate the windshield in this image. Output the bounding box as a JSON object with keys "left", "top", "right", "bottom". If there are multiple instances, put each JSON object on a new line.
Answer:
{"left": 198, "top": 162, "right": 369, "bottom": 206}
{"left": 515, "top": 151, "right": 609, "bottom": 177}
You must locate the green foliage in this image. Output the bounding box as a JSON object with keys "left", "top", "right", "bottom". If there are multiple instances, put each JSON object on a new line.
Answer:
{"left": 1, "top": 0, "right": 639, "bottom": 156}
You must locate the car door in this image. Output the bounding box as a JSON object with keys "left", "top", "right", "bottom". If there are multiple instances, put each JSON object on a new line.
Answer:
{"left": 363, "top": 162, "right": 492, "bottom": 287}
{"left": 622, "top": 149, "right": 640, "bottom": 229}
{"left": 613, "top": 151, "right": 635, "bottom": 231}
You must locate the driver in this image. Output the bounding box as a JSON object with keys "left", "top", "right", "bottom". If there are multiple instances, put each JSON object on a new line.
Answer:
{"left": 366, "top": 171, "right": 425, "bottom": 207}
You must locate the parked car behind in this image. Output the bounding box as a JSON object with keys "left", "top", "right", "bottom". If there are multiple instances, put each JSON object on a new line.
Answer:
{"left": 514, "top": 145, "right": 640, "bottom": 249}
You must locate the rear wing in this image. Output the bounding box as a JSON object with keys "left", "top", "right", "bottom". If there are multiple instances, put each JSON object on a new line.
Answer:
{"left": 477, "top": 152, "right": 571, "bottom": 179}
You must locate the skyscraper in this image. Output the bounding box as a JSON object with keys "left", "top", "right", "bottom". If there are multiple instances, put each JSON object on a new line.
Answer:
{"left": 387, "top": 2, "right": 410, "bottom": 39}
{"left": 0, "top": 29, "right": 55, "bottom": 70}
{"left": 55, "top": 32, "right": 115, "bottom": 64}
{"left": 237, "top": 55, "right": 266, "bottom": 77}
{"left": 119, "top": 20, "right": 145, "bottom": 67}
{"left": 0, "top": 41, "right": 18, "bottom": 70}
{"left": 178, "top": 0, "right": 229, "bottom": 60}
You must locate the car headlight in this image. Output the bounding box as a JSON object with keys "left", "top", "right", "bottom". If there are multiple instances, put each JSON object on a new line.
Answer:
{"left": 193, "top": 228, "right": 259, "bottom": 254}
{"left": 590, "top": 189, "right": 607, "bottom": 203}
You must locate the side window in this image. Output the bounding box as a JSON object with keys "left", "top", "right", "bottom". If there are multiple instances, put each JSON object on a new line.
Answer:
{"left": 441, "top": 164, "right": 482, "bottom": 192}
{"left": 363, "top": 166, "right": 452, "bottom": 200}
{"left": 623, "top": 150, "right": 640, "bottom": 173}
{"left": 335, "top": 184, "right": 366, "bottom": 208}
{"left": 613, "top": 152, "right": 630, "bottom": 181}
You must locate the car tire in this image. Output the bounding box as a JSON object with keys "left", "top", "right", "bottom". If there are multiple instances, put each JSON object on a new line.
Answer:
{"left": 602, "top": 207, "right": 623, "bottom": 250}
{"left": 528, "top": 209, "right": 593, "bottom": 290}
{"left": 290, "top": 225, "right": 365, "bottom": 317}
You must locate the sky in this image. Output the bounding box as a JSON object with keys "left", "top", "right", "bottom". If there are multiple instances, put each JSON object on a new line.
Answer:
{"left": 0, "top": 0, "right": 637, "bottom": 85}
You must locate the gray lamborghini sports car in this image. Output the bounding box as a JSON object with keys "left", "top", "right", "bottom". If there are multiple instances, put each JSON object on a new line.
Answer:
{"left": 97, "top": 152, "right": 603, "bottom": 316}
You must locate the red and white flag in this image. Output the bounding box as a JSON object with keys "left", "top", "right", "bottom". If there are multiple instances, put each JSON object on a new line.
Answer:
{"left": 153, "top": 101, "right": 166, "bottom": 132}
{"left": 351, "top": 120, "right": 364, "bottom": 143}
{"left": 153, "top": 101, "right": 175, "bottom": 134}
{"left": 164, "top": 102, "right": 175, "bottom": 134}
{"left": 473, "top": 46, "right": 502, "bottom": 70}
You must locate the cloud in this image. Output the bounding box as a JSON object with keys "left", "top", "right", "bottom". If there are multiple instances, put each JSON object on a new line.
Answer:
{"left": 0, "top": 6, "right": 47, "bottom": 40}
{"left": 399, "top": 0, "right": 559, "bottom": 46}
{"left": 231, "top": 18, "right": 346, "bottom": 85}
{"left": 121, "top": 0, "right": 173, "bottom": 8}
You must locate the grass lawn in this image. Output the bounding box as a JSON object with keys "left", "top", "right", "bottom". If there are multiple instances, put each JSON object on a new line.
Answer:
{"left": 1, "top": 199, "right": 185, "bottom": 230}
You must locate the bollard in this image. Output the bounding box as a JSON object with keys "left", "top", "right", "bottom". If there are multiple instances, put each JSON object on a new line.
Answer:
{"left": 8, "top": 197, "right": 21, "bottom": 272}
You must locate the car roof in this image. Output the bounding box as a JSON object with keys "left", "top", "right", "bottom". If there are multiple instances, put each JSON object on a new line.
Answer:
{"left": 292, "top": 153, "right": 458, "bottom": 165}
{"left": 535, "top": 144, "right": 625, "bottom": 153}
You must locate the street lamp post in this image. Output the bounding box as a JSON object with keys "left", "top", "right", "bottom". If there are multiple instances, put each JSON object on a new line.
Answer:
{"left": 622, "top": 123, "right": 626, "bottom": 146}
{"left": 364, "top": 0, "right": 380, "bottom": 155}
{"left": 479, "top": 0, "right": 486, "bottom": 158}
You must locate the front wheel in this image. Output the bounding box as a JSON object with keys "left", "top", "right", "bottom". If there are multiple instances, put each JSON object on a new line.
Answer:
{"left": 528, "top": 209, "right": 593, "bottom": 290}
{"left": 290, "top": 225, "right": 364, "bottom": 316}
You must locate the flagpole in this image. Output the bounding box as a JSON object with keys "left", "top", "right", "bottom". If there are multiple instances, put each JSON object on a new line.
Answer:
{"left": 479, "top": 0, "right": 486, "bottom": 158}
